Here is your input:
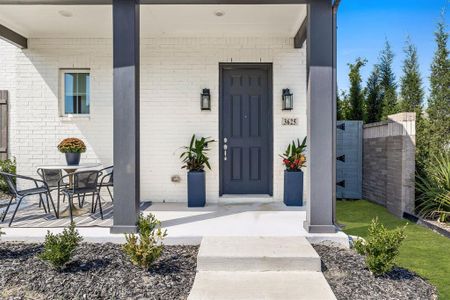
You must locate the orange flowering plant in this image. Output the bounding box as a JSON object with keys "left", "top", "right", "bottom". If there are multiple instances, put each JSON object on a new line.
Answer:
{"left": 280, "top": 137, "right": 307, "bottom": 172}
{"left": 57, "top": 138, "right": 87, "bottom": 153}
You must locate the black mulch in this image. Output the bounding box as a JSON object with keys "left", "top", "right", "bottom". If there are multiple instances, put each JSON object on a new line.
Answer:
{"left": 313, "top": 244, "right": 438, "bottom": 300}
{"left": 0, "top": 242, "right": 198, "bottom": 300}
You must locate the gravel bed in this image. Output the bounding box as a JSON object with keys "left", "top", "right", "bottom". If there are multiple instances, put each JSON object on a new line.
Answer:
{"left": 313, "top": 244, "right": 437, "bottom": 300}
{"left": 0, "top": 242, "right": 198, "bottom": 300}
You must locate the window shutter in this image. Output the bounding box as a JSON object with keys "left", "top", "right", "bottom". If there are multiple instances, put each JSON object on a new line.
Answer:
{"left": 0, "top": 91, "right": 8, "bottom": 160}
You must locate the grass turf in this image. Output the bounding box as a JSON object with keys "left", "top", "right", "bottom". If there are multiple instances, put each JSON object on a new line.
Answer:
{"left": 337, "top": 200, "right": 450, "bottom": 300}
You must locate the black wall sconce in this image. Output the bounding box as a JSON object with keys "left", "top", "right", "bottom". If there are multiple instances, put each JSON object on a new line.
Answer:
{"left": 201, "top": 88, "right": 211, "bottom": 111}
{"left": 282, "top": 88, "right": 294, "bottom": 111}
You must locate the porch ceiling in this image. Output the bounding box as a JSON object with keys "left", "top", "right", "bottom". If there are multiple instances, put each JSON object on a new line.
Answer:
{"left": 0, "top": 4, "right": 306, "bottom": 38}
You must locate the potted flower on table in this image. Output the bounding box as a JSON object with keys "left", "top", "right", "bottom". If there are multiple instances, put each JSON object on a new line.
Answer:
{"left": 280, "top": 137, "right": 307, "bottom": 206}
{"left": 180, "top": 135, "right": 215, "bottom": 207}
{"left": 57, "top": 138, "right": 86, "bottom": 166}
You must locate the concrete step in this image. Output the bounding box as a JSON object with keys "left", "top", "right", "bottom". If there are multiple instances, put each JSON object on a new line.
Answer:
{"left": 197, "top": 236, "right": 321, "bottom": 272}
{"left": 218, "top": 194, "right": 274, "bottom": 204}
{"left": 188, "top": 271, "right": 336, "bottom": 300}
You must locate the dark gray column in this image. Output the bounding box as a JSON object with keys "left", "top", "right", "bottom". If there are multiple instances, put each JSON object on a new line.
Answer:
{"left": 303, "top": 0, "right": 336, "bottom": 233}
{"left": 111, "top": 0, "right": 140, "bottom": 233}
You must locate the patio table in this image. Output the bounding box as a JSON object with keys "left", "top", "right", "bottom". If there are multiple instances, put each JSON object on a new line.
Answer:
{"left": 36, "top": 163, "right": 102, "bottom": 217}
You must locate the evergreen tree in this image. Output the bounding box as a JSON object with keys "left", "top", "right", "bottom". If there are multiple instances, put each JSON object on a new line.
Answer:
{"left": 347, "top": 58, "right": 367, "bottom": 120}
{"left": 398, "top": 38, "right": 428, "bottom": 174}
{"left": 379, "top": 40, "right": 399, "bottom": 118}
{"left": 399, "top": 38, "right": 424, "bottom": 112}
{"left": 425, "top": 16, "right": 450, "bottom": 163}
{"left": 415, "top": 111, "right": 429, "bottom": 175}
{"left": 336, "top": 88, "right": 344, "bottom": 120}
{"left": 337, "top": 90, "right": 351, "bottom": 120}
{"left": 365, "top": 65, "right": 383, "bottom": 123}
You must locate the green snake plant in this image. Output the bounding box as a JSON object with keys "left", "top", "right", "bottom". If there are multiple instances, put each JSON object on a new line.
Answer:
{"left": 180, "top": 135, "right": 215, "bottom": 172}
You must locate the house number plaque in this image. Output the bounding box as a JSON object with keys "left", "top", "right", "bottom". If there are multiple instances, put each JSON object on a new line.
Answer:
{"left": 282, "top": 118, "right": 298, "bottom": 126}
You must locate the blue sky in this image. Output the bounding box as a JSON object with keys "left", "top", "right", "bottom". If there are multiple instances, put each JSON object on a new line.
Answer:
{"left": 337, "top": 0, "right": 449, "bottom": 100}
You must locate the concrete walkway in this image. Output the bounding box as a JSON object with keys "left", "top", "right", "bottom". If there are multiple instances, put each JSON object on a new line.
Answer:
{"left": 188, "top": 236, "right": 336, "bottom": 300}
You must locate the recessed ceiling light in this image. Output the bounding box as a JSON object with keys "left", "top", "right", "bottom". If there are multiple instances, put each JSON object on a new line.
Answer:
{"left": 214, "top": 10, "right": 225, "bottom": 17}
{"left": 58, "top": 10, "right": 73, "bottom": 17}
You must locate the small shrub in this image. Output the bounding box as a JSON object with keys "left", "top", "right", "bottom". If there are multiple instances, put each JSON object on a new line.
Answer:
{"left": 416, "top": 152, "right": 450, "bottom": 222}
{"left": 0, "top": 157, "right": 16, "bottom": 193}
{"left": 123, "top": 213, "right": 167, "bottom": 269}
{"left": 354, "top": 217, "right": 406, "bottom": 276}
{"left": 39, "top": 223, "right": 83, "bottom": 269}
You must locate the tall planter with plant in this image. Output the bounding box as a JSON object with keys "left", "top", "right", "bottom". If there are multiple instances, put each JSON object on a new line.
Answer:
{"left": 57, "top": 138, "right": 86, "bottom": 166}
{"left": 280, "top": 137, "right": 307, "bottom": 206}
{"left": 180, "top": 135, "right": 215, "bottom": 207}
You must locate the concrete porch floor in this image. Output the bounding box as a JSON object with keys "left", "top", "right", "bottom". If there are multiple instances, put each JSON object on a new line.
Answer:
{"left": 1, "top": 201, "right": 349, "bottom": 247}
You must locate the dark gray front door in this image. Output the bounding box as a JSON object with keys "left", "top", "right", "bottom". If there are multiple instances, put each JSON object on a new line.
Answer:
{"left": 220, "top": 64, "right": 273, "bottom": 195}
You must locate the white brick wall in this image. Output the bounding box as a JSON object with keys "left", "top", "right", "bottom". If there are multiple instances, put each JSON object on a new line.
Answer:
{"left": 0, "top": 37, "right": 307, "bottom": 203}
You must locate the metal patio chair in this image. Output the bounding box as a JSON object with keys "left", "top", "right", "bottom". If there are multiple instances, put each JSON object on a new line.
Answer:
{"left": 37, "top": 168, "right": 65, "bottom": 191}
{"left": 92, "top": 166, "right": 113, "bottom": 218}
{"left": 97, "top": 165, "right": 113, "bottom": 200}
{"left": 0, "top": 171, "right": 58, "bottom": 226}
{"left": 57, "top": 170, "right": 102, "bottom": 223}
{"left": 37, "top": 168, "right": 69, "bottom": 204}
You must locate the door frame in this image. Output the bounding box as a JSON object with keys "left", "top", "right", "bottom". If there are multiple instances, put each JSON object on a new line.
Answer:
{"left": 218, "top": 62, "right": 273, "bottom": 196}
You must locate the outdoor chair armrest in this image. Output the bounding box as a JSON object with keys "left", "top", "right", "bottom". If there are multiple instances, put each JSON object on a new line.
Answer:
{"left": 99, "top": 172, "right": 112, "bottom": 186}
{"left": 8, "top": 173, "right": 48, "bottom": 189}
{"left": 31, "top": 177, "right": 47, "bottom": 185}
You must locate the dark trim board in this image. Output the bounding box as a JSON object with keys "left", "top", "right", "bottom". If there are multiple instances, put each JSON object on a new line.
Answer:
{"left": 0, "top": 0, "right": 309, "bottom": 4}
{"left": 0, "top": 24, "right": 27, "bottom": 49}
{"left": 218, "top": 62, "right": 273, "bottom": 196}
{"left": 0, "top": 0, "right": 112, "bottom": 3}
{"left": 143, "top": 0, "right": 308, "bottom": 3}
{"left": 332, "top": 0, "right": 341, "bottom": 12}
{"left": 294, "top": 18, "right": 307, "bottom": 49}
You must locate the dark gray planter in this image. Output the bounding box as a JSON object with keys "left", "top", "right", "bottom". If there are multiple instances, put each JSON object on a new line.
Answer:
{"left": 283, "top": 170, "right": 303, "bottom": 206}
{"left": 65, "top": 152, "right": 81, "bottom": 166}
{"left": 187, "top": 171, "right": 206, "bottom": 207}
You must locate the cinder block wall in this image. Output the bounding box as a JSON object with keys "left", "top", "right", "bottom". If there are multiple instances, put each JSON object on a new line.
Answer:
{"left": 362, "top": 113, "right": 416, "bottom": 217}
{"left": 0, "top": 37, "right": 306, "bottom": 203}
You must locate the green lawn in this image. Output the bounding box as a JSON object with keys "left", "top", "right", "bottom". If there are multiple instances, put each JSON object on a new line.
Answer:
{"left": 337, "top": 200, "right": 450, "bottom": 300}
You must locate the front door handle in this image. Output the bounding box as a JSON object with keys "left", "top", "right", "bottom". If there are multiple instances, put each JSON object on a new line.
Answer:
{"left": 224, "top": 137, "right": 228, "bottom": 161}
